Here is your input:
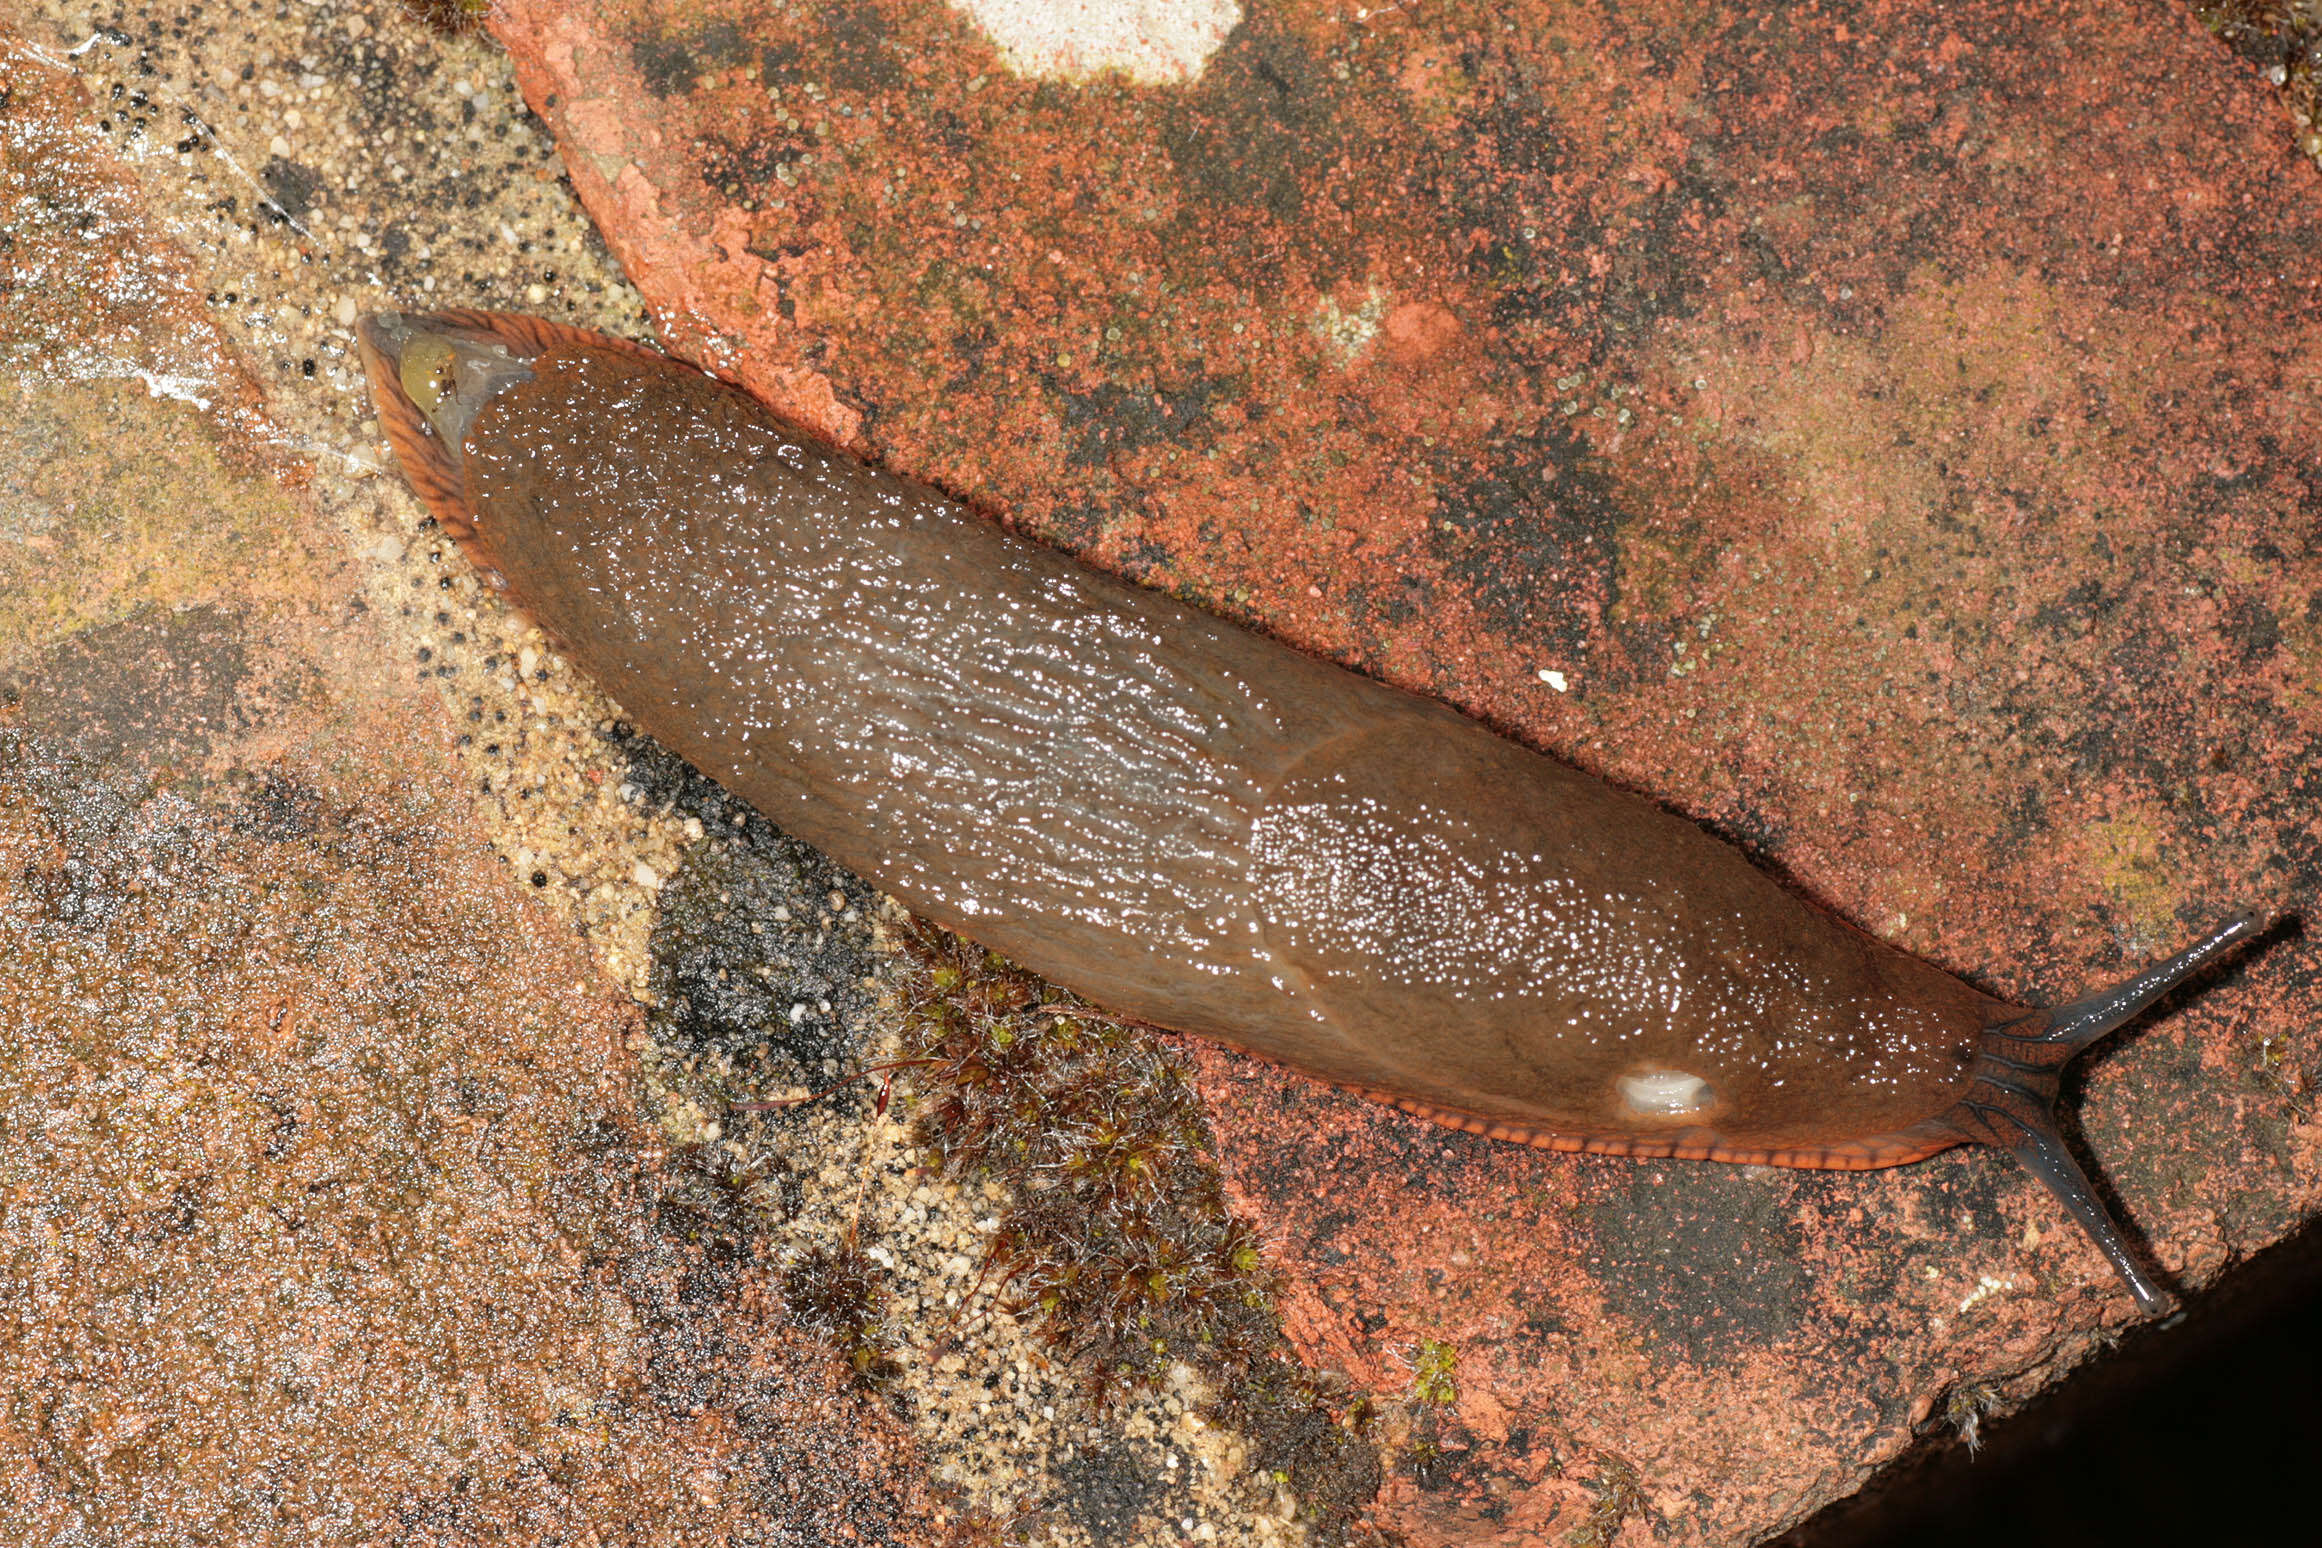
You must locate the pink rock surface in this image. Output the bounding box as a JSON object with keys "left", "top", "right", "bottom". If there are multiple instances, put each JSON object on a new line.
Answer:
{"left": 487, "top": 0, "right": 2321, "bottom": 1539}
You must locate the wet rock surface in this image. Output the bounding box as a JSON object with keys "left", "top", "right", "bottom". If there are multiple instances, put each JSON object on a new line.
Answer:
{"left": 482, "top": 0, "right": 2322, "bottom": 1542}
{"left": 7, "top": 0, "right": 2321, "bottom": 1545}
{"left": 1, "top": 21, "right": 947, "bottom": 1544}
{"left": 0, "top": 728, "right": 935, "bottom": 1544}
{"left": 5, "top": 4, "right": 1329, "bottom": 1541}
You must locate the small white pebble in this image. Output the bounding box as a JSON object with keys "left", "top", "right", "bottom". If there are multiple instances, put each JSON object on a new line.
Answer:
{"left": 1537, "top": 668, "right": 1569, "bottom": 691}
{"left": 333, "top": 296, "right": 357, "bottom": 326}
{"left": 632, "top": 861, "right": 662, "bottom": 890}
{"left": 268, "top": 134, "right": 290, "bottom": 158}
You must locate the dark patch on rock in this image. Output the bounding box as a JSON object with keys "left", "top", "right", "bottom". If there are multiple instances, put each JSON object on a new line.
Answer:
{"left": 260, "top": 154, "right": 320, "bottom": 220}
{"left": 1163, "top": 20, "right": 1334, "bottom": 226}
{"left": 608, "top": 723, "right": 877, "bottom": 1100}
{"left": 1336, "top": 572, "right": 1438, "bottom": 645}
{"left": 629, "top": 18, "right": 749, "bottom": 97}
{"left": 633, "top": 744, "right": 880, "bottom": 1093}
{"left": 1403, "top": 1415, "right": 1488, "bottom": 1497}
{"left": 649, "top": 1149, "right": 756, "bottom": 1264}
{"left": 1884, "top": 1154, "right": 2018, "bottom": 1285}
{"left": 1055, "top": 1443, "right": 1165, "bottom": 1537}
{"left": 1368, "top": 1119, "right": 1505, "bottom": 1199}
{"left": 229, "top": 768, "right": 329, "bottom": 842}
{"left": 1211, "top": 1358, "right": 1381, "bottom": 1546}
{"left": 1429, "top": 426, "right": 1627, "bottom": 661}
{"left": 1694, "top": 798, "right": 1794, "bottom": 871}
{"left": 1587, "top": 1169, "right": 1810, "bottom": 1364}
{"left": 1105, "top": 536, "right": 1183, "bottom": 593}
{"left": 757, "top": 7, "right": 902, "bottom": 95}
{"left": 2221, "top": 594, "right": 2283, "bottom": 662}
{"left": 1058, "top": 376, "right": 1234, "bottom": 468}
{"left": 0, "top": 729, "right": 170, "bottom": 937}
{"left": 820, "top": 4, "right": 904, "bottom": 94}
{"left": 7, "top": 603, "right": 249, "bottom": 775}
{"left": 699, "top": 127, "right": 816, "bottom": 213}
{"left": 1448, "top": 37, "right": 1723, "bottom": 344}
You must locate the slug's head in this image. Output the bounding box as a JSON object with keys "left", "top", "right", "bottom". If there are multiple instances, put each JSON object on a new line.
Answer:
{"left": 1943, "top": 910, "right": 2274, "bottom": 1318}
{"left": 356, "top": 310, "right": 540, "bottom": 561}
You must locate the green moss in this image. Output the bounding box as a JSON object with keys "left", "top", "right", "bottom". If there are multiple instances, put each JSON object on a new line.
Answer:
{"left": 784, "top": 1237, "right": 900, "bottom": 1388}
{"left": 399, "top": 0, "right": 497, "bottom": 36}
{"left": 1568, "top": 1453, "right": 1647, "bottom": 1548}
{"left": 894, "top": 919, "right": 1380, "bottom": 1535}
{"left": 1408, "top": 1339, "right": 1459, "bottom": 1407}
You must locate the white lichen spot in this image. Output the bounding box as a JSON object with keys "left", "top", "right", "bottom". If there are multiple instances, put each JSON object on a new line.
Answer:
{"left": 132, "top": 370, "right": 218, "bottom": 411}
{"left": 1956, "top": 1274, "right": 2017, "bottom": 1315}
{"left": 949, "top": 0, "right": 1242, "bottom": 86}
{"left": 1312, "top": 288, "right": 1389, "bottom": 367}
{"left": 1617, "top": 1069, "right": 1712, "bottom": 1118}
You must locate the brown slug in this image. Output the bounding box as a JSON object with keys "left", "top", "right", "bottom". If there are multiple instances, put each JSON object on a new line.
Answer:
{"left": 358, "top": 308, "right": 2267, "bottom": 1317}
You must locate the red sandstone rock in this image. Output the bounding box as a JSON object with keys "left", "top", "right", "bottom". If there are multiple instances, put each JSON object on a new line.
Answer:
{"left": 489, "top": 0, "right": 2321, "bottom": 1540}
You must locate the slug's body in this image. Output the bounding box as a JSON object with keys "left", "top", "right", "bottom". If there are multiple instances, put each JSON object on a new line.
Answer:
{"left": 360, "top": 310, "right": 2263, "bottom": 1314}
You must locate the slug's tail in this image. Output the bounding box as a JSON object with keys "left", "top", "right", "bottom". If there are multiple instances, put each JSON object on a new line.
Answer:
{"left": 1947, "top": 910, "right": 2271, "bottom": 1317}
{"left": 355, "top": 307, "right": 662, "bottom": 551}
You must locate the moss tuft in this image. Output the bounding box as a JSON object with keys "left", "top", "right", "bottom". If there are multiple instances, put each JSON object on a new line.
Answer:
{"left": 399, "top": 0, "right": 499, "bottom": 36}
{"left": 784, "top": 1237, "right": 900, "bottom": 1388}
{"left": 1408, "top": 1339, "right": 1459, "bottom": 1407}
{"left": 1568, "top": 1453, "right": 1646, "bottom": 1548}
{"left": 2256, "top": 1030, "right": 2315, "bottom": 1120}
{"left": 894, "top": 918, "right": 1380, "bottom": 1535}
{"left": 1941, "top": 1379, "right": 2003, "bottom": 1454}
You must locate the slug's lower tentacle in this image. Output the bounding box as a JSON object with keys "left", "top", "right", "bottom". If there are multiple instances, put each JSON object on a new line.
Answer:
{"left": 2009, "top": 1127, "right": 2176, "bottom": 1317}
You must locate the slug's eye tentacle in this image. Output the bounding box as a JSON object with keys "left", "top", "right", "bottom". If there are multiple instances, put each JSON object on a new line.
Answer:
{"left": 2038, "top": 909, "right": 2269, "bottom": 1051}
